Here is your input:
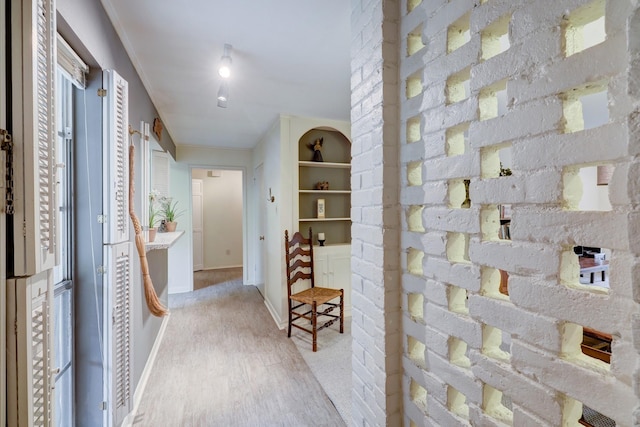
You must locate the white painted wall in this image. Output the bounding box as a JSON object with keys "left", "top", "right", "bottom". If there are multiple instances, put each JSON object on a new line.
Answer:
{"left": 192, "top": 169, "right": 243, "bottom": 269}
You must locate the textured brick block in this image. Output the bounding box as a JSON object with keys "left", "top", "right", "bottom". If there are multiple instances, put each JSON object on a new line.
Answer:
{"left": 470, "top": 351, "right": 563, "bottom": 425}
{"left": 469, "top": 295, "right": 562, "bottom": 352}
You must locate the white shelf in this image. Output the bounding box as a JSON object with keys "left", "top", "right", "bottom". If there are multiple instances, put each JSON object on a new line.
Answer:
{"left": 299, "top": 161, "right": 350, "bottom": 169}
{"left": 299, "top": 217, "right": 351, "bottom": 222}
{"left": 299, "top": 190, "right": 351, "bottom": 194}
{"left": 145, "top": 231, "right": 185, "bottom": 252}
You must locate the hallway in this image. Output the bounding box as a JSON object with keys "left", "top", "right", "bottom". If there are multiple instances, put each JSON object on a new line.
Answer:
{"left": 132, "top": 271, "right": 344, "bottom": 426}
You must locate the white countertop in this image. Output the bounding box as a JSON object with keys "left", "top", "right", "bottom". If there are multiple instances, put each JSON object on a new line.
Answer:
{"left": 145, "top": 231, "right": 185, "bottom": 252}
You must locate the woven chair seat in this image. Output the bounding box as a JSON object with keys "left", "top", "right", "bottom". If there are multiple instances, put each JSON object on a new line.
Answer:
{"left": 290, "top": 287, "right": 342, "bottom": 306}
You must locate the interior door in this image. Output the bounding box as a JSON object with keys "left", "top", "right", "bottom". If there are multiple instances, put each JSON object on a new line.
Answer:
{"left": 192, "top": 179, "right": 204, "bottom": 271}
{"left": 254, "top": 164, "right": 265, "bottom": 297}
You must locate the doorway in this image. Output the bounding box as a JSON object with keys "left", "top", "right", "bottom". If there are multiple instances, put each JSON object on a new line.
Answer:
{"left": 190, "top": 168, "right": 244, "bottom": 290}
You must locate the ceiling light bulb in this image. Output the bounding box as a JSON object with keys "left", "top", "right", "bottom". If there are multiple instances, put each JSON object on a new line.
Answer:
{"left": 218, "top": 44, "right": 233, "bottom": 78}
{"left": 218, "top": 58, "right": 231, "bottom": 78}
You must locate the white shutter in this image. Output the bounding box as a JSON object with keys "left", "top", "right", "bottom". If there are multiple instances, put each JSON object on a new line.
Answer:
{"left": 104, "top": 241, "right": 133, "bottom": 426}
{"left": 7, "top": 270, "right": 55, "bottom": 427}
{"left": 11, "top": 0, "right": 58, "bottom": 275}
{"left": 103, "top": 69, "right": 130, "bottom": 244}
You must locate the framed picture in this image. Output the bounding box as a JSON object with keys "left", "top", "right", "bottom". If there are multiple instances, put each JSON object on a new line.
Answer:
{"left": 317, "top": 198, "right": 325, "bottom": 218}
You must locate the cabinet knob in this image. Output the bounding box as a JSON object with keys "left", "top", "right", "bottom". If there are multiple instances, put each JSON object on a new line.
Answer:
{"left": 259, "top": 236, "right": 265, "bottom": 240}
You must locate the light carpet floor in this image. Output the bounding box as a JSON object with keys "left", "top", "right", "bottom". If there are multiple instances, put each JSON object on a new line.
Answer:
{"left": 290, "top": 319, "right": 352, "bottom": 425}
{"left": 133, "top": 278, "right": 345, "bottom": 426}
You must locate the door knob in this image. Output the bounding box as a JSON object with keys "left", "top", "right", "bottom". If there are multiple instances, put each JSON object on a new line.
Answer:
{"left": 259, "top": 236, "right": 265, "bottom": 240}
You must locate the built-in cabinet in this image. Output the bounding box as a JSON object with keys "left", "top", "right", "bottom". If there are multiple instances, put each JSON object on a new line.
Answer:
{"left": 313, "top": 245, "right": 352, "bottom": 314}
{"left": 295, "top": 124, "right": 352, "bottom": 315}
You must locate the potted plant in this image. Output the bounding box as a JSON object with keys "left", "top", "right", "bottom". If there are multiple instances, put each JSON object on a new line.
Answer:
{"left": 148, "top": 191, "right": 161, "bottom": 242}
{"left": 160, "top": 196, "right": 184, "bottom": 232}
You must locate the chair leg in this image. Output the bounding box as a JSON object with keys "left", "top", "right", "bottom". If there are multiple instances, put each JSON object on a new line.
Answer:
{"left": 312, "top": 301, "right": 318, "bottom": 352}
{"left": 287, "top": 299, "right": 292, "bottom": 338}
{"left": 337, "top": 291, "right": 344, "bottom": 334}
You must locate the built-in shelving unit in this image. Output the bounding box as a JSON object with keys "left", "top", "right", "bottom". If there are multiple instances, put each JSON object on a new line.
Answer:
{"left": 297, "top": 128, "right": 351, "bottom": 245}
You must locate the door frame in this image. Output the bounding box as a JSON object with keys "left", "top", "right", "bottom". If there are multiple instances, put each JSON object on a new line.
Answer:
{"left": 1, "top": 0, "right": 8, "bottom": 423}
{"left": 189, "top": 165, "right": 248, "bottom": 285}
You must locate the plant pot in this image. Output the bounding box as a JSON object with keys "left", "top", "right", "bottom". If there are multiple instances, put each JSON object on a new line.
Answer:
{"left": 165, "top": 221, "right": 177, "bottom": 232}
{"left": 147, "top": 227, "right": 157, "bottom": 242}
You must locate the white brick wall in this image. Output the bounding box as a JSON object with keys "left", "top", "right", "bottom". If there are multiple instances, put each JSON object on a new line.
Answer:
{"left": 351, "top": 0, "right": 403, "bottom": 425}
{"left": 351, "top": 0, "right": 640, "bottom": 425}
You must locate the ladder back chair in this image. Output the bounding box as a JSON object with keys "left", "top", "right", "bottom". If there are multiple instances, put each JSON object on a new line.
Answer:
{"left": 284, "top": 228, "right": 344, "bottom": 352}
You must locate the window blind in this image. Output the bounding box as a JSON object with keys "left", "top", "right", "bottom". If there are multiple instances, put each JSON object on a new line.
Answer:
{"left": 57, "top": 34, "right": 88, "bottom": 89}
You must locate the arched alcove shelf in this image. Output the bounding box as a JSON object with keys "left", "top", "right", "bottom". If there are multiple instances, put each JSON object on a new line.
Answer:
{"left": 297, "top": 127, "right": 351, "bottom": 245}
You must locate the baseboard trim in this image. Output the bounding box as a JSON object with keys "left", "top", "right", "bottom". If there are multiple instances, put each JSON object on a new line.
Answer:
{"left": 263, "top": 298, "right": 286, "bottom": 330}
{"left": 197, "top": 264, "right": 243, "bottom": 271}
{"left": 121, "top": 314, "right": 171, "bottom": 427}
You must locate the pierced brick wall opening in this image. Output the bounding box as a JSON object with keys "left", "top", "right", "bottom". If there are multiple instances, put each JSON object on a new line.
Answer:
{"left": 447, "top": 12, "right": 470, "bottom": 54}
{"left": 407, "top": 71, "right": 424, "bottom": 99}
{"left": 481, "top": 143, "right": 512, "bottom": 179}
{"left": 449, "top": 337, "right": 470, "bottom": 368}
{"left": 479, "top": 79, "right": 508, "bottom": 120}
{"left": 408, "top": 25, "right": 425, "bottom": 56}
{"left": 407, "top": 161, "right": 422, "bottom": 186}
{"left": 481, "top": 14, "right": 511, "bottom": 60}
{"left": 410, "top": 378, "right": 428, "bottom": 413}
{"left": 445, "top": 123, "right": 469, "bottom": 156}
{"left": 407, "top": 116, "right": 421, "bottom": 143}
{"left": 561, "top": 322, "right": 610, "bottom": 373}
{"left": 448, "top": 179, "right": 470, "bottom": 209}
{"left": 563, "top": 0, "right": 606, "bottom": 57}
{"left": 446, "top": 232, "right": 470, "bottom": 264}
{"left": 446, "top": 67, "right": 471, "bottom": 104}
{"left": 448, "top": 285, "right": 469, "bottom": 315}
{"left": 407, "top": 205, "right": 425, "bottom": 232}
{"left": 562, "top": 83, "right": 609, "bottom": 134}
{"left": 563, "top": 164, "right": 613, "bottom": 212}
{"left": 481, "top": 266, "right": 510, "bottom": 300}
{"left": 447, "top": 386, "right": 469, "bottom": 420}
{"left": 408, "top": 292, "right": 424, "bottom": 321}
{"left": 408, "top": 335, "right": 427, "bottom": 368}
{"left": 482, "top": 324, "right": 510, "bottom": 361}
{"left": 563, "top": 395, "right": 616, "bottom": 426}
{"left": 559, "top": 245, "right": 611, "bottom": 298}
{"left": 407, "top": 0, "right": 422, "bottom": 14}
{"left": 408, "top": 247, "right": 425, "bottom": 276}
{"left": 483, "top": 384, "right": 513, "bottom": 425}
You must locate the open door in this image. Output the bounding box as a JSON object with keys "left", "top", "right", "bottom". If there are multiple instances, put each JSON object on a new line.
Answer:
{"left": 192, "top": 179, "right": 204, "bottom": 271}
{"left": 254, "top": 163, "right": 265, "bottom": 297}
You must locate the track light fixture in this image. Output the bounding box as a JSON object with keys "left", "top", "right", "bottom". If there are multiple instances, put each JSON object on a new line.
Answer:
{"left": 217, "top": 81, "right": 229, "bottom": 108}
{"left": 218, "top": 44, "right": 233, "bottom": 78}
{"left": 217, "top": 44, "right": 232, "bottom": 108}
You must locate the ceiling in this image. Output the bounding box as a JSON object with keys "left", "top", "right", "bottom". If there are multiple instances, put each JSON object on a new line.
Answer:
{"left": 101, "top": 0, "right": 352, "bottom": 150}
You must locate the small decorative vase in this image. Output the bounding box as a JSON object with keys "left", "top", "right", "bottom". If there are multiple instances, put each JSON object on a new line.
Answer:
{"left": 165, "top": 221, "right": 177, "bottom": 232}
{"left": 147, "top": 227, "right": 157, "bottom": 243}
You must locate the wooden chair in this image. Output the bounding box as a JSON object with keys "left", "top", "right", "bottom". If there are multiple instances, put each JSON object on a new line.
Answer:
{"left": 285, "top": 228, "right": 344, "bottom": 352}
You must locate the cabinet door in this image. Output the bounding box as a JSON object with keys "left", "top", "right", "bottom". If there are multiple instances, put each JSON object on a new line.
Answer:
{"left": 328, "top": 251, "right": 351, "bottom": 310}
{"left": 313, "top": 252, "right": 329, "bottom": 287}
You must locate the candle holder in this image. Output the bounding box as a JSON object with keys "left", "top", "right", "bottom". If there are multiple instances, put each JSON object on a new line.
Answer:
{"left": 318, "top": 239, "right": 325, "bottom": 246}
{"left": 317, "top": 232, "right": 326, "bottom": 246}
